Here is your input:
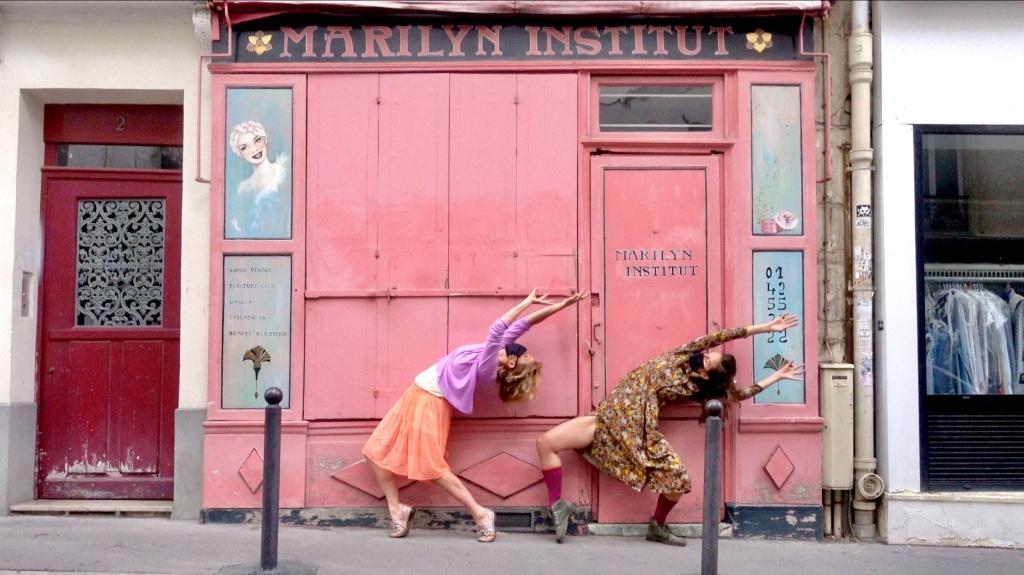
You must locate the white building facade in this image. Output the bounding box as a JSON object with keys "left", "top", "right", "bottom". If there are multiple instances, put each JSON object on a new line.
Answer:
{"left": 0, "top": 1, "right": 210, "bottom": 517}
{"left": 874, "top": 0, "right": 1024, "bottom": 548}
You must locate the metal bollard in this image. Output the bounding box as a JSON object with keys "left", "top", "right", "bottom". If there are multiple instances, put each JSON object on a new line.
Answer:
{"left": 261, "top": 387, "right": 283, "bottom": 572}
{"left": 701, "top": 399, "right": 724, "bottom": 575}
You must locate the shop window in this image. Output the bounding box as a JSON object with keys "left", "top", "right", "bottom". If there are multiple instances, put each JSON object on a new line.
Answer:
{"left": 752, "top": 251, "right": 805, "bottom": 404}
{"left": 598, "top": 84, "right": 712, "bottom": 132}
{"left": 224, "top": 87, "right": 294, "bottom": 240}
{"left": 920, "top": 133, "right": 1024, "bottom": 396}
{"left": 751, "top": 85, "right": 802, "bottom": 236}
{"left": 917, "top": 127, "right": 1024, "bottom": 491}
{"left": 56, "top": 144, "right": 183, "bottom": 170}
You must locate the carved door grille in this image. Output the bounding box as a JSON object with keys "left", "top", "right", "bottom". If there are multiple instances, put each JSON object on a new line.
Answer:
{"left": 75, "top": 199, "right": 165, "bottom": 327}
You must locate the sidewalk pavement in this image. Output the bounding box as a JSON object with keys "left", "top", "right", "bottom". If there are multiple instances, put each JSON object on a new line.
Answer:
{"left": 0, "top": 515, "right": 1021, "bottom": 575}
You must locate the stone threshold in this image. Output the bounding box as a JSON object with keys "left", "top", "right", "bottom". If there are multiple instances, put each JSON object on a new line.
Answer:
{"left": 887, "top": 491, "right": 1024, "bottom": 504}
{"left": 10, "top": 499, "right": 172, "bottom": 517}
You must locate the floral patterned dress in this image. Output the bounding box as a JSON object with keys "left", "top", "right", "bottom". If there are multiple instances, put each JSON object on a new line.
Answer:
{"left": 586, "top": 327, "right": 761, "bottom": 494}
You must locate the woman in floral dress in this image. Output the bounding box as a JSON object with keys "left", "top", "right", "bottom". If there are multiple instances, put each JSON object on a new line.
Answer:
{"left": 535, "top": 313, "right": 804, "bottom": 545}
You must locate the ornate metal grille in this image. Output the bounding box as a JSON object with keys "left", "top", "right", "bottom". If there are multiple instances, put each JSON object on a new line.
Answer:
{"left": 76, "top": 199, "right": 165, "bottom": 327}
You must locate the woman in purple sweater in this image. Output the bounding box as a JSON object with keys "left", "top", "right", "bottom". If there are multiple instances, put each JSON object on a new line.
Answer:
{"left": 363, "top": 289, "right": 586, "bottom": 542}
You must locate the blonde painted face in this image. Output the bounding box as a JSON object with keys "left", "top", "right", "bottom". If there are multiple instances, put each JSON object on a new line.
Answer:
{"left": 234, "top": 132, "right": 268, "bottom": 165}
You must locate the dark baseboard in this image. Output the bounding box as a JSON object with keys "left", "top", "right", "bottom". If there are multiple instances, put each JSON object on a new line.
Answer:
{"left": 725, "top": 503, "right": 823, "bottom": 539}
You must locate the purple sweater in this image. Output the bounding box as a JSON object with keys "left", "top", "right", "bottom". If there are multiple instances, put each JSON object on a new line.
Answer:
{"left": 435, "top": 318, "right": 532, "bottom": 414}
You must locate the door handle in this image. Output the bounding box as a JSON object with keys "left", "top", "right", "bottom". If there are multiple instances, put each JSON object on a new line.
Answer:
{"left": 593, "top": 322, "right": 603, "bottom": 344}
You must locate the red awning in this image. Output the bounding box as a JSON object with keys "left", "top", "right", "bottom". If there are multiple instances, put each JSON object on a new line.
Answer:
{"left": 218, "top": 1, "right": 831, "bottom": 20}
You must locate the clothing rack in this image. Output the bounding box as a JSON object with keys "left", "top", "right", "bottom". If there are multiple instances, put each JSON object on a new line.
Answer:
{"left": 924, "top": 264, "right": 1024, "bottom": 291}
{"left": 923, "top": 263, "right": 1024, "bottom": 397}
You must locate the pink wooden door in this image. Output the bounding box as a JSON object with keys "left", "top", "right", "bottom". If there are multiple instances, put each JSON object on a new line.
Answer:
{"left": 38, "top": 170, "right": 181, "bottom": 499}
{"left": 591, "top": 155, "right": 723, "bottom": 523}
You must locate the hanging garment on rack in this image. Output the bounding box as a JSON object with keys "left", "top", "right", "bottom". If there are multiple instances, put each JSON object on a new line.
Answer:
{"left": 1009, "top": 289, "right": 1024, "bottom": 394}
{"left": 933, "top": 288, "right": 1015, "bottom": 395}
{"left": 925, "top": 293, "right": 958, "bottom": 396}
{"left": 943, "top": 289, "right": 986, "bottom": 394}
{"left": 971, "top": 289, "right": 1014, "bottom": 394}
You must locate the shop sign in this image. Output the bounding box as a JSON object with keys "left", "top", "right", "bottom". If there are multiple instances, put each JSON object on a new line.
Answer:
{"left": 216, "top": 16, "right": 810, "bottom": 63}
{"left": 614, "top": 248, "right": 700, "bottom": 279}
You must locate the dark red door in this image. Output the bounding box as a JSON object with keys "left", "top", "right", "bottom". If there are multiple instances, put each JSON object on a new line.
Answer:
{"left": 37, "top": 167, "right": 181, "bottom": 499}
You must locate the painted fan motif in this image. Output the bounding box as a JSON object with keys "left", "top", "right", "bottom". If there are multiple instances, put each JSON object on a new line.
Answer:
{"left": 763, "top": 353, "right": 790, "bottom": 371}
{"left": 764, "top": 353, "right": 791, "bottom": 396}
{"left": 243, "top": 345, "right": 272, "bottom": 398}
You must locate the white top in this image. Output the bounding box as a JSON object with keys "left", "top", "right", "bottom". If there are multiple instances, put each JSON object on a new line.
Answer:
{"left": 414, "top": 364, "right": 444, "bottom": 398}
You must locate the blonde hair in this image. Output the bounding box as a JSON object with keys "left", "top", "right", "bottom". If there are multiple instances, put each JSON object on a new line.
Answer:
{"left": 497, "top": 358, "right": 543, "bottom": 404}
{"left": 229, "top": 120, "right": 268, "bottom": 157}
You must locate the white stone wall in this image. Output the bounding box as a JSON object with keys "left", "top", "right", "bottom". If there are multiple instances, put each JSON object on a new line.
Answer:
{"left": 874, "top": 0, "right": 1024, "bottom": 546}
{"left": 0, "top": 3, "right": 209, "bottom": 410}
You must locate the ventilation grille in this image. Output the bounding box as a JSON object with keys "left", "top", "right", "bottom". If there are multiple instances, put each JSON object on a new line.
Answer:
{"left": 926, "top": 413, "right": 1024, "bottom": 490}
{"left": 495, "top": 511, "right": 535, "bottom": 532}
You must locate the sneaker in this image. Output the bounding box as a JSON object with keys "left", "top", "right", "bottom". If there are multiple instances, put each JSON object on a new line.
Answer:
{"left": 645, "top": 518, "right": 687, "bottom": 546}
{"left": 550, "top": 498, "right": 576, "bottom": 543}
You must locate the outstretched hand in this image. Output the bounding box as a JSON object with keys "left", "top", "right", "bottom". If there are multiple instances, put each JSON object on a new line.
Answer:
{"left": 521, "top": 289, "right": 589, "bottom": 326}
{"left": 559, "top": 291, "right": 589, "bottom": 308}
{"left": 523, "top": 288, "right": 556, "bottom": 306}
{"left": 773, "top": 361, "right": 806, "bottom": 381}
{"left": 766, "top": 313, "right": 799, "bottom": 333}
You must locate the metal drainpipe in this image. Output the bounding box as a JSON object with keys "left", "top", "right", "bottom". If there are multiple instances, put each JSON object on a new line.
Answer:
{"left": 849, "top": 0, "right": 884, "bottom": 539}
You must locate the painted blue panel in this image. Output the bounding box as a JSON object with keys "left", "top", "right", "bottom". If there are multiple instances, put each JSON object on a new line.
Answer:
{"left": 222, "top": 255, "right": 291, "bottom": 409}
{"left": 753, "top": 251, "right": 804, "bottom": 404}
{"left": 751, "top": 85, "right": 802, "bottom": 236}
{"left": 225, "top": 88, "right": 293, "bottom": 239}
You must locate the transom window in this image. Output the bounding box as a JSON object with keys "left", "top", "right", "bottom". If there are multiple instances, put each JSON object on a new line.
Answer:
{"left": 598, "top": 84, "right": 713, "bottom": 132}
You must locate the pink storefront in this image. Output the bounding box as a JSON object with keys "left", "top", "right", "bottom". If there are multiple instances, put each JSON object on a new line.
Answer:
{"left": 202, "top": 1, "right": 828, "bottom": 537}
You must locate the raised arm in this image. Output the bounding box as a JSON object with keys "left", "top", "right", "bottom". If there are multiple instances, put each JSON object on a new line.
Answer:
{"left": 677, "top": 327, "right": 748, "bottom": 355}
{"left": 500, "top": 289, "right": 555, "bottom": 326}
{"left": 733, "top": 360, "right": 806, "bottom": 400}
{"left": 676, "top": 313, "right": 800, "bottom": 355}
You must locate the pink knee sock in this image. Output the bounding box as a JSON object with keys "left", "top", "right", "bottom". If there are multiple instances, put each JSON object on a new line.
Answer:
{"left": 542, "top": 467, "right": 563, "bottom": 506}
{"left": 653, "top": 494, "right": 678, "bottom": 524}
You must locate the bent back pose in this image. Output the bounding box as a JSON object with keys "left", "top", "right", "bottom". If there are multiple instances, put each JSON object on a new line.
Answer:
{"left": 363, "top": 290, "right": 586, "bottom": 542}
{"left": 535, "top": 313, "right": 803, "bottom": 545}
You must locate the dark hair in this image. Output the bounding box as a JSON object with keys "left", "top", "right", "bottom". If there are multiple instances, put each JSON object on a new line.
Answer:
{"left": 693, "top": 353, "right": 738, "bottom": 424}
{"left": 692, "top": 353, "right": 738, "bottom": 403}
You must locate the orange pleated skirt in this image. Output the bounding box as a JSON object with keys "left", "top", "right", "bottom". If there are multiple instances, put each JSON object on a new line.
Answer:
{"left": 362, "top": 385, "right": 453, "bottom": 481}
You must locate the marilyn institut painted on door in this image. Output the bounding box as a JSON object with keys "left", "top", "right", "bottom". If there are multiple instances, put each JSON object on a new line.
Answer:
{"left": 201, "top": 9, "right": 823, "bottom": 533}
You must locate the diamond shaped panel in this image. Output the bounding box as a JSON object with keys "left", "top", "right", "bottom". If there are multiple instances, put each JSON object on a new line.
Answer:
{"left": 332, "top": 459, "right": 413, "bottom": 499}
{"left": 238, "top": 448, "right": 264, "bottom": 493}
{"left": 763, "top": 445, "right": 795, "bottom": 489}
{"left": 458, "top": 452, "right": 542, "bottom": 499}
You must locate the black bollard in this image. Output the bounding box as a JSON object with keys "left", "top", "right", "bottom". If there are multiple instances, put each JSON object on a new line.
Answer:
{"left": 215, "top": 389, "right": 315, "bottom": 575}
{"left": 261, "top": 387, "right": 283, "bottom": 572}
{"left": 701, "top": 399, "right": 724, "bottom": 575}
